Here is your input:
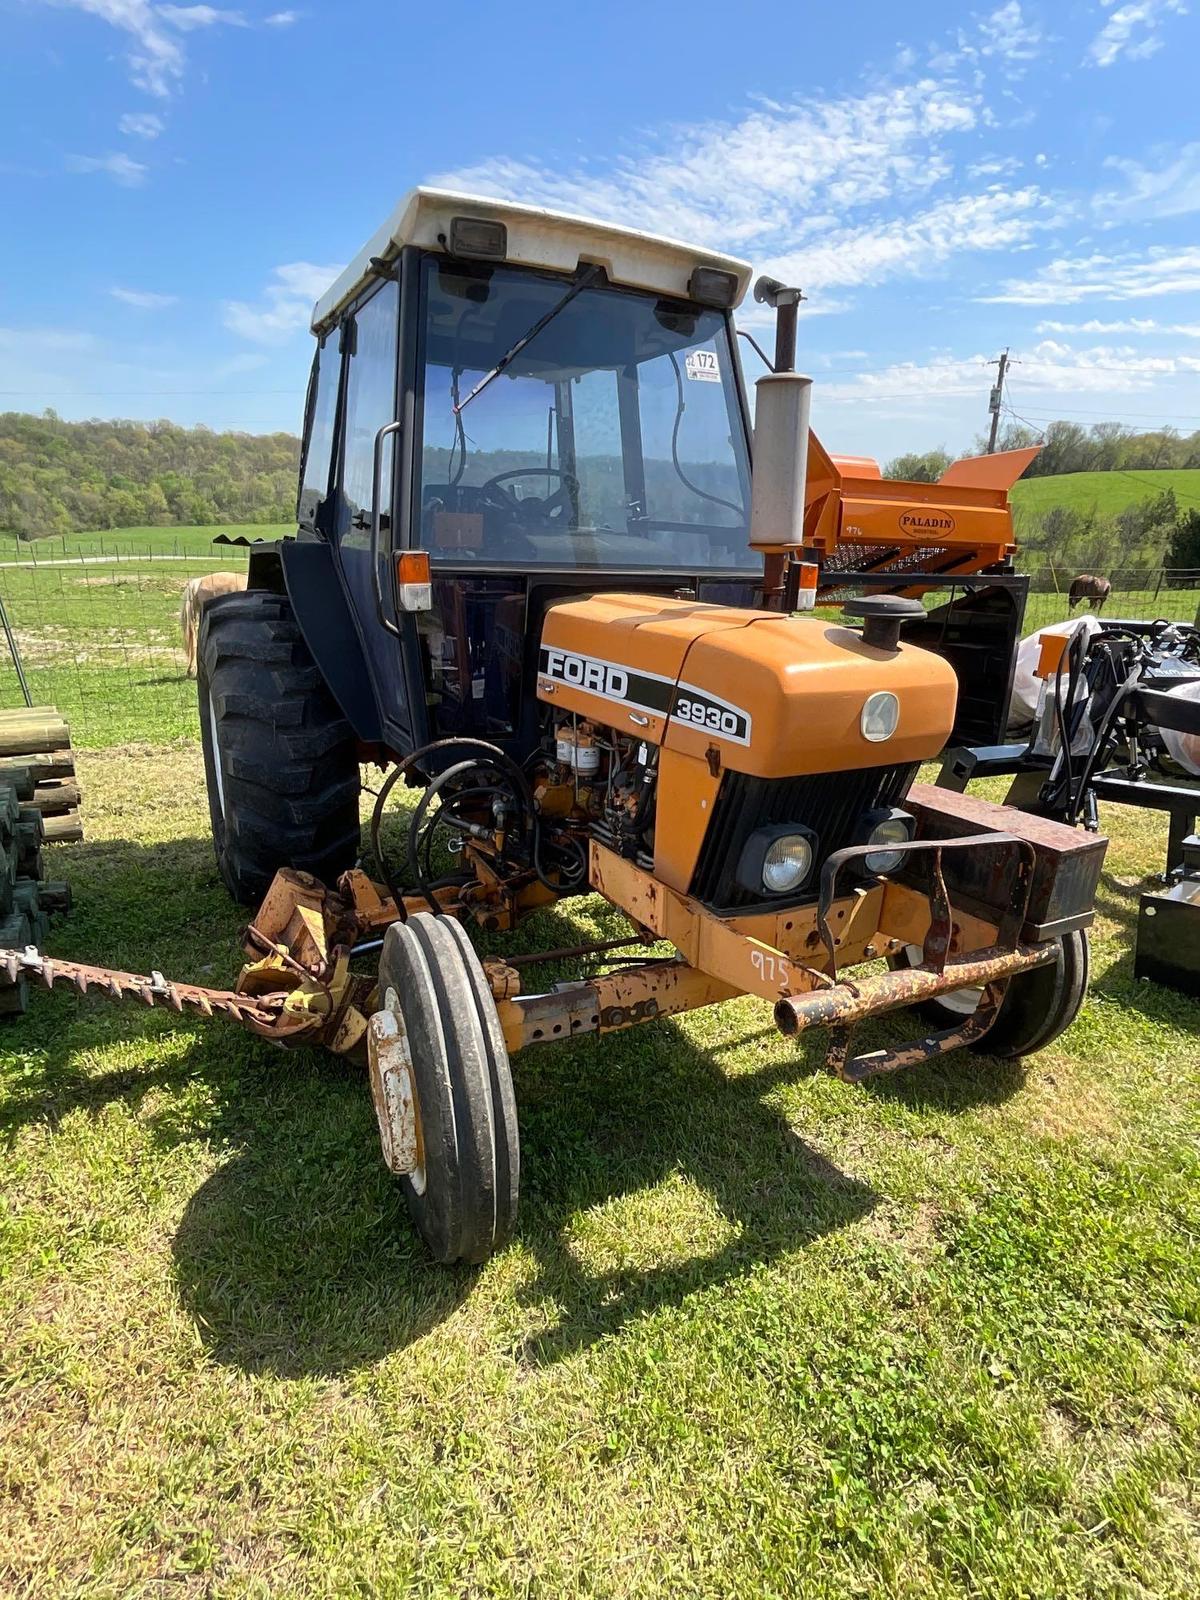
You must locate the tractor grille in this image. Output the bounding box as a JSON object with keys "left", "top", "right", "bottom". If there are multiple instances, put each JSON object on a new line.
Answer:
{"left": 688, "top": 762, "right": 919, "bottom": 912}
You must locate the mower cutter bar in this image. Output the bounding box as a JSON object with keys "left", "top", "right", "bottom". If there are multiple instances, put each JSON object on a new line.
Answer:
{"left": 0, "top": 945, "right": 282, "bottom": 1028}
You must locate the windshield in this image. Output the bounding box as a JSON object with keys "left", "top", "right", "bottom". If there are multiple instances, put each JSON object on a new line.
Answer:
{"left": 416, "top": 257, "right": 752, "bottom": 569}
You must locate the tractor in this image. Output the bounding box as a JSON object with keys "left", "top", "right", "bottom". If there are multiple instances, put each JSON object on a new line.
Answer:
{"left": 3, "top": 190, "right": 1106, "bottom": 1265}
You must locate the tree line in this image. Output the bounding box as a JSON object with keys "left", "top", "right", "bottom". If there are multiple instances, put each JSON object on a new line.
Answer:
{"left": 884, "top": 420, "right": 1200, "bottom": 485}
{"left": 0, "top": 411, "right": 300, "bottom": 539}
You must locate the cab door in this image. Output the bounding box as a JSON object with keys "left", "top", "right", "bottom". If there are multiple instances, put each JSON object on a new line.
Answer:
{"left": 332, "top": 277, "right": 423, "bottom": 751}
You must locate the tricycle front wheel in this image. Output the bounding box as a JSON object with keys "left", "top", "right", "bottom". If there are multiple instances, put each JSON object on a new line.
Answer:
{"left": 890, "top": 930, "right": 1090, "bottom": 1059}
{"left": 370, "top": 914, "right": 519, "bottom": 1264}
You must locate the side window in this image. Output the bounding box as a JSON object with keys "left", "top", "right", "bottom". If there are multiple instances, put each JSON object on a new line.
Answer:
{"left": 339, "top": 278, "right": 400, "bottom": 549}
{"left": 297, "top": 337, "right": 339, "bottom": 532}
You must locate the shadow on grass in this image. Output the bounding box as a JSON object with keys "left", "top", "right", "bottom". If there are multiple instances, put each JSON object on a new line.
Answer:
{"left": 3, "top": 835, "right": 1029, "bottom": 1378}
{"left": 168, "top": 1018, "right": 881, "bottom": 1376}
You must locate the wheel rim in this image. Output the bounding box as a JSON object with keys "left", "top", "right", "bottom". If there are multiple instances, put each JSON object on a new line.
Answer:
{"left": 206, "top": 691, "right": 226, "bottom": 821}
{"left": 367, "top": 985, "right": 426, "bottom": 1195}
{"left": 903, "top": 944, "right": 985, "bottom": 1016}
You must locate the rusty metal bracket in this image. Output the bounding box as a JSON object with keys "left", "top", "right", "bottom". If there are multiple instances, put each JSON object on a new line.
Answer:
{"left": 816, "top": 832, "right": 1036, "bottom": 978}
{"left": 822, "top": 980, "right": 1007, "bottom": 1085}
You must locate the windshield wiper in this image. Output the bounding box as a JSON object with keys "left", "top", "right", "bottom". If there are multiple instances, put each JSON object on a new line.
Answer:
{"left": 452, "top": 266, "right": 602, "bottom": 416}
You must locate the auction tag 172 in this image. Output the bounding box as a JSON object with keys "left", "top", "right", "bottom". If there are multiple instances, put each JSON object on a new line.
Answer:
{"left": 684, "top": 350, "right": 721, "bottom": 383}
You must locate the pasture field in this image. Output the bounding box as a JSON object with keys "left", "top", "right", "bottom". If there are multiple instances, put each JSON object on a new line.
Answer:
{"left": 0, "top": 534, "right": 1197, "bottom": 1595}
{"left": 1, "top": 520, "right": 1198, "bottom": 753}
{"left": 1011, "top": 469, "right": 1200, "bottom": 527}
{"left": 0, "top": 542, "right": 253, "bottom": 745}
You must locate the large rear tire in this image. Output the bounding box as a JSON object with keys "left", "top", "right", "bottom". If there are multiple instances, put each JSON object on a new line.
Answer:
{"left": 197, "top": 589, "right": 361, "bottom": 905}
{"left": 370, "top": 914, "right": 519, "bottom": 1265}
{"left": 889, "top": 930, "right": 1089, "bottom": 1059}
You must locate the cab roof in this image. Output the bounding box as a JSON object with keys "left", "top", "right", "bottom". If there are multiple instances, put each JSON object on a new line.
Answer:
{"left": 309, "top": 187, "right": 753, "bottom": 335}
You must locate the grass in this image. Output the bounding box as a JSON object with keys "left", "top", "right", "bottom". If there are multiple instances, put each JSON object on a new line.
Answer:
{"left": 1, "top": 726, "right": 1199, "bottom": 1592}
{"left": 1011, "top": 469, "right": 1200, "bottom": 527}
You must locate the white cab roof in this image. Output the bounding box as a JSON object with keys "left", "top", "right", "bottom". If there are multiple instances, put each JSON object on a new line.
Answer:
{"left": 309, "top": 187, "right": 753, "bottom": 334}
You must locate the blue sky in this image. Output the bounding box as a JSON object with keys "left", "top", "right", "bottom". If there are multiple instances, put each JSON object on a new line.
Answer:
{"left": 2, "top": 0, "right": 1199, "bottom": 462}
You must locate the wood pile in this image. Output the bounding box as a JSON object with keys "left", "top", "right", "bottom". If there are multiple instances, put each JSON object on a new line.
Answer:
{"left": 0, "top": 706, "right": 83, "bottom": 845}
{"left": 0, "top": 706, "right": 81, "bottom": 1016}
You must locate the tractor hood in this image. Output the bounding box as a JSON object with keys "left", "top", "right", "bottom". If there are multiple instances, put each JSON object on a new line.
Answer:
{"left": 537, "top": 593, "right": 958, "bottom": 779}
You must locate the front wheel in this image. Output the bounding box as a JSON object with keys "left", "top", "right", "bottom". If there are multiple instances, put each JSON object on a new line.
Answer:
{"left": 890, "top": 930, "right": 1090, "bottom": 1059}
{"left": 368, "top": 914, "right": 519, "bottom": 1265}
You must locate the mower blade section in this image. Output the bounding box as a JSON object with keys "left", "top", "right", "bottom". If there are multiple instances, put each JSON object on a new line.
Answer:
{"left": 0, "top": 944, "right": 286, "bottom": 1030}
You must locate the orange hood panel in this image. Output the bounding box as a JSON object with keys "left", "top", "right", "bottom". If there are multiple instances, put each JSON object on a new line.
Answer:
{"left": 538, "top": 594, "right": 958, "bottom": 778}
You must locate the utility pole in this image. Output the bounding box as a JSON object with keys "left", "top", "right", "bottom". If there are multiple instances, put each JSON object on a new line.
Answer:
{"left": 986, "top": 348, "right": 1010, "bottom": 453}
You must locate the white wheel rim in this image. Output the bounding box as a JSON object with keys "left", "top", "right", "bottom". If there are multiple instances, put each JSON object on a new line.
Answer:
{"left": 903, "top": 945, "right": 984, "bottom": 1016}
{"left": 368, "top": 985, "right": 426, "bottom": 1195}
{"left": 207, "top": 691, "right": 226, "bottom": 820}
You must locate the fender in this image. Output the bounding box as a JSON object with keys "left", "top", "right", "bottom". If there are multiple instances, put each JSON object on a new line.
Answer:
{"left": 276, "top": 540, "right": 384, "bottom": 745}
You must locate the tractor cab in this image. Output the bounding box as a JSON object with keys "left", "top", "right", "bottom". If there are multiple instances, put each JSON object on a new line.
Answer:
{"left": 288, "top": 189, "right": 760, "bottom": 761}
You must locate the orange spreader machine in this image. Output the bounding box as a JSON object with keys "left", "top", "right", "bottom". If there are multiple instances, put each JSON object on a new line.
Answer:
{"left": 806, "top": 435, "right": 1040, "bottom": 592}
{"left": 793, "top": 435, "right": 1042, "bottom": 746}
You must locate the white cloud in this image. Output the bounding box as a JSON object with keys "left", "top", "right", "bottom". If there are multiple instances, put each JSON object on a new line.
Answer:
{"left": 66, "top": 151, "right": 147, "bottom": 186}
{"left": 819, "top": 341, "right": 1200, "bottom": 411}
{"left": 1100, "top": 141, "right": 1200, "bottom": 218}
{"left": 157, "top": 5, "right": 245, "bottom": 29}
{"left": 46, "top": 1, "right": 184, "bottom": 98}
{"left": 223, "top": 261, "right": 343, "bottom": 344}
{"left": 118, "top": 110, "right": 164, "bottom": 139}
{"left": 977, "top": 2, "right": 1044, "bottom": 61}
{"left": 981, "top": 245, "right": 1200, "bottom": 304}
{"left": 1036, "top": 317, "right": 1200, "bottom": 336}
{"left": 41, "top": 0, "right": 255, "bottom": 98}
{"left": 1086, "top": 0, "right": 1189, "bottom": 68}
{"left": 264, "top": 8, "right": 297, "bottom": 23}
{"left": 967, "top": 155, "right": 1022, "bottom": 178}
{"left": 434, "top": 79, "right": 982, "bottom": 254}
{"left": 755, "top": 185, "right": 1050, "bottom": 300}
{"left": 110, "top": 286, "right": 178, "bottom": 308}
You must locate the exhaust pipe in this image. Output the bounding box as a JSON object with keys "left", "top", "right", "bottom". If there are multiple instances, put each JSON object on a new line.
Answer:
{"left": 748, "top": 276, "right": 813, "bottom": 607}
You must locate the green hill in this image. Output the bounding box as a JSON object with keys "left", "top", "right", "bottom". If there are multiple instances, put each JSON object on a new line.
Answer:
{"left": 1011, "top": 468, "right": 1200, "bottom": 524}
{"left": 0, "top": 412, "right": 299, "bottom": 539}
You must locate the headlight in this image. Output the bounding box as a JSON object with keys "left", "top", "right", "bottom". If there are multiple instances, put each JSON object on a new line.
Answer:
{"left": 735, "top": 825, "right": 818, "bottom": 898}
{"left": 762, "top": 833, "right": 814, "bottom": 894}
{"left": 862, "top": 807, "right": 914, "bottom": 874}
{"left": 861, "top": 691, "right": 899, "bottom": 742}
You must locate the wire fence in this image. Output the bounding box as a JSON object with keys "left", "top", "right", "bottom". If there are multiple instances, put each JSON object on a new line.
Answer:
{"left": 0, "top": 539, "right": 1197, "bottom": 752}
{"left": 0, "top": 541, "right": 251, "bottom": 748}
{"left": 1020, "top": 568, "right": 1200, "bottom": 631}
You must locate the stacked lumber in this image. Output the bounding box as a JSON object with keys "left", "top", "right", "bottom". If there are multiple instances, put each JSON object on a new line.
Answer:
{"left": 0, "top": 706, "right": 83, "bottom": 845}
{"left": 0, "top": 706, "right": 80, "bottom": 1017}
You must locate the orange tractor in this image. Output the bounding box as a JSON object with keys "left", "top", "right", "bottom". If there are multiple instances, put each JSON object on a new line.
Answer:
{"left": 2, "top": 191, "right": 1103, "bottom": 1264}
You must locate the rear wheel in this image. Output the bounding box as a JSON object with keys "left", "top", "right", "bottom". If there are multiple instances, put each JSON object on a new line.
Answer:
{"left": 369, "top": 914, "right": 519, "bottom": 1264}
{"left": 890, "top": 930, "right": 1090, "bottom": 1059}
{"left": 197, "top": 589, "right": 361, "bottom": 904}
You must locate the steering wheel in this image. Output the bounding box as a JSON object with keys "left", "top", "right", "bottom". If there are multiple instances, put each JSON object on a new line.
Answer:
{"left": 478, "top": 467, "right": 579, "bottom": 528}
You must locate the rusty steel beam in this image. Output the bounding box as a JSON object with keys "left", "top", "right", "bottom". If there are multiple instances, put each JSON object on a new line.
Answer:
{"left": 773, "top": 941, "right": 1056, "bottom": 1038}
{"left": 497, "top": 958, "right": 737, "bottom": 1053}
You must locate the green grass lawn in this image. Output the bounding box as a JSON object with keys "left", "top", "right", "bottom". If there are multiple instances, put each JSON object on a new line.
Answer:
{"left": 0, "top": 729, "right": 1198, "bottom": 1593}
{"left": 1012, "top": 469, "right": 1200, "bottom": 527}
